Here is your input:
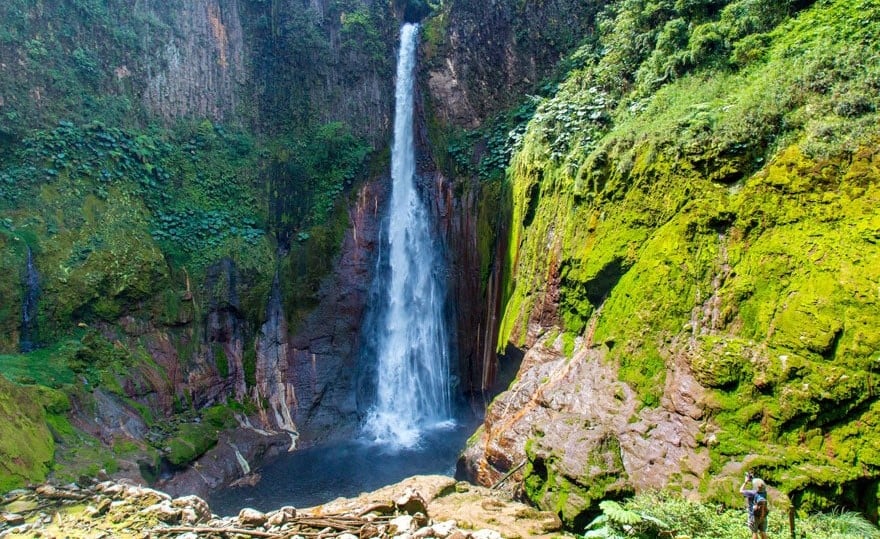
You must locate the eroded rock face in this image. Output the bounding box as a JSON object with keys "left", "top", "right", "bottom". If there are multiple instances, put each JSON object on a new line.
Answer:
{"left": 204, "top": 258, "right": 248, "bottom": 403}
{"left": 418, "top": 170, "right": 503, "bottom": 396}
{"left": 459, "top": 332, "right": 711, "bottom": 526}
{"left": 253, "top": 275, "right": 296, "bottom": 434}
{"left": 423, "top": 0, "right": 603, "bottom": 128}
{"left": 143, "top": 0, "right": 246, "bottom": 122}
{"left": 287, "top": 179, "right": 389, "bottom": 444}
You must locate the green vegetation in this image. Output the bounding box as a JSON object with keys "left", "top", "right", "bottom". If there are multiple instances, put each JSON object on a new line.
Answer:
{"left": 0, "top": 0, "right": 163, "bottom": 136}
{"left": 0, "top": 375, "right": 54, "bottom": 490}
{"left": 490, "top": 0, "right": 880, "bottom": 522}
{"left": 0, "top": 0, "right": 394, "bottom": 493}
{"left": 162, "top": 404, "right": 239, "bottom": 466}
{"left": 0, "top": 340, "right": 78, "bottom": 387}
{"left": 582, "top": 491, "right": 880, "bottom": 538}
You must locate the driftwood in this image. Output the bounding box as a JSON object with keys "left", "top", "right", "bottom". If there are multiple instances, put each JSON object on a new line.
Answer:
{"left": 356, "top": 502, "right": 395, "bottom": 517}
{"left": 153, "top": 510, "right": 396, "bottom": 539}
{"left": 154, "top": 525, "right": 278, "bottom": 537}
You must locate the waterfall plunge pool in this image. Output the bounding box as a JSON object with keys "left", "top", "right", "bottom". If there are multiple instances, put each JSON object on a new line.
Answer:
{"left": 207, "top": 409, "right": 482, "bottom": 516}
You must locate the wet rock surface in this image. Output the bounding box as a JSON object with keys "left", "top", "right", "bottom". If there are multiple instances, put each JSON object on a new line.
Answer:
{"left": 0, "top": 475, "right": 567, "bottom": 539}
{"left": 287, "top": 179, "right": 390, "bottom": 445}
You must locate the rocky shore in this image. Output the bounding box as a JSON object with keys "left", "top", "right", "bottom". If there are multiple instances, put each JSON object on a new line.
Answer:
{"left": 0, "top": 476, "right": 565, "bottom": 539}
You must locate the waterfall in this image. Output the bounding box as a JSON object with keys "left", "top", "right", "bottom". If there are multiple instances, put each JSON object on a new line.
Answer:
{"left": 362, "top": 23, "right": 454, "bottom": 448}
{"left": 20, "top": 246, "right": 40, "bottom": 352}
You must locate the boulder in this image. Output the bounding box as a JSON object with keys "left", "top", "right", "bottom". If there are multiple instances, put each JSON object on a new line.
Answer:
{"left": 141, "top": 501, "right": 181, "bottom": 523}
{"left": 266, "top": 505, "right": 296, "bottom": 526}
{"left": 238, "top": 507, "right": 267, "bottom": 526}
{"left": 123, "top": 485, "right": 172, "bottom": 505}
{"left": 35, "top": 484, "right": 86, "bottom": 500}
{"left": 171, "top": 495, "right": 212, "bottom": 524}
{"left": 1, "top": 512, "right": 25, "bottom": 526}
{"left": 388, "top": 514, "right": 415, "bottom": 534}
{"left": 394, "top": 488, "right": 429, "bottom": 516}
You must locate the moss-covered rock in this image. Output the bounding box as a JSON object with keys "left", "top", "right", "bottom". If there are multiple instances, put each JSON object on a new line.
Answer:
{"left": 165, "top": 422, "right": 219, "bottom": 467}
{"left": 491, "top": 0, "right": 880, "bottom": 519}
{"left": 0, "top": 375, "right": 54, "bottom": 490}
{"left": 523, "top": 425, "right": 632, "bottom": 528}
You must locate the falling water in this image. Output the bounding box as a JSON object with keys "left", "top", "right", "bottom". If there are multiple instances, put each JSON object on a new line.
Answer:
{"left": 362, "top": 23, "right": 454, "bottom": 448}
{"left": 20, "top": 246, "right": 40, "bottom": 352}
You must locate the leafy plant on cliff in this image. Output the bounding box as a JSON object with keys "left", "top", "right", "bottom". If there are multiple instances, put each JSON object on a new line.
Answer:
{"left": 268, "top": 122, "right": 369, "bottom": 239}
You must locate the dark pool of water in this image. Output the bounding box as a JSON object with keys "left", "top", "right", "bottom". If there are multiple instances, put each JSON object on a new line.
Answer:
{"left": 207, "top": 413, "right": 482, "bottom": 516}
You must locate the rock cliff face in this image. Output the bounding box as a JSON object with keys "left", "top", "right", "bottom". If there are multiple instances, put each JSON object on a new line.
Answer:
{"left": 3, "top": 0, "right": 878, "bottom": 527}
{"left": 143, "top": 0, "right": 247, "bottom": 122}
{"left": 418, "top": 0, "right": 604, "bottom": 395}
{"left": 253, "top": 275, "right": 296, "bottom": 434}
{"left": 240, "top": 0, "right": 396, "bottom": 142}
{"left": 444, "top": 0, "right": 880, "bottom": 525}
{"left": 423, "top": 0, "right": 603, "bottom": 128}
{"left": 287, "top": 179, "right": 389, "bottom": 444}
{"left": 459, "top": 331, "right": 712, "bottom": 527}
{"left": 0, "top": 0, "right": 399, "bottom": 488}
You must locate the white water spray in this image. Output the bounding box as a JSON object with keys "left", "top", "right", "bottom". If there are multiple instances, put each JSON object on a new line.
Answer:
{"left": 363, "top": 23, "right": 454, "bottom": 448}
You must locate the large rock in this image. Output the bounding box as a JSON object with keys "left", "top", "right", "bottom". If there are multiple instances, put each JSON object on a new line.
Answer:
{"left": 156, "top": 426, "right": 291, "bottom": 499}
{"left": 459, "top": 334, "right": 710, "bottom": 526}
{"left": 237, "top": 507, "right": 267, "bottom": 526}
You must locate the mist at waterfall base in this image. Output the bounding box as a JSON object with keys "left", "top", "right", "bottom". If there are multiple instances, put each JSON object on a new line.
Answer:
{"left": 208, "top": 23, "right": 473, "bottom": 516}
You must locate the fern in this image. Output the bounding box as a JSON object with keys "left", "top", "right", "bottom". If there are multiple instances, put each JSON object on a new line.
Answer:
{"left": 600, "top": 500, "right": 643, "bottom": 526}
{"left": 583, "top": 500, "right": 670, "bottom": 538}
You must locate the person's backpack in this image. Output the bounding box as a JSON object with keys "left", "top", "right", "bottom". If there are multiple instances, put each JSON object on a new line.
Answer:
{"left": 754, "top": 492, "right": 769, "bottom": 523}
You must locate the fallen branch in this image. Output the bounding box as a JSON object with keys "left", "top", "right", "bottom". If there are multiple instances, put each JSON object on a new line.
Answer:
{"left": 491, "top": 460, "right": 527, "bottom": 490}
{"left": 356, "top": 502, "right": 395, "bottom": 517}
{"left": 153, "top": 525, "right": 277, "bottom": 538}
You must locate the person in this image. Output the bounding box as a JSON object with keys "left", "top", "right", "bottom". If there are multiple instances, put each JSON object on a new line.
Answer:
{"left": 740, "top": 471, "right": 769, "bottom": 539}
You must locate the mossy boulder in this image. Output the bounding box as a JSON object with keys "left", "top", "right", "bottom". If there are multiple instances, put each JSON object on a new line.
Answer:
{"left": 523, "top": 421, "right": 632, "bottom": 528}
{"left": 166, "top": 423, "right": 219, "bottom": 467}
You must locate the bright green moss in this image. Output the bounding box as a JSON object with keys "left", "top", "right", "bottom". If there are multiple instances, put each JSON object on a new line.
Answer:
{"left": 202, "top": 404, "right": 237, "bottom": 430}
{"left": 495, "top": 0, "right": 880, "bottom": 516}
{"left": 166, "top": 422, "right": 218, "bottom": 467}
{"left": 0, "top": 375, "right": 54, "bottom": 490}
{"left": 0, "top": 340, "right": 78, "bottom": 387}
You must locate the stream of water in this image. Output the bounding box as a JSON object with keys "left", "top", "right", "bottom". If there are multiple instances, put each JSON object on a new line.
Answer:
{"left": 20, "top": 246, "right": 40, "bottom": 353}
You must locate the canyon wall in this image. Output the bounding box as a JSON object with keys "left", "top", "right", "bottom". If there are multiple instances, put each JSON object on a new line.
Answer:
{"left": 0, "top": 0, "right": 399, "bottom": 486}
{"left": 2, "top": 0, "right": 878, "bottom": 527}
{"left": 426, "top": 0, "right": 880, "bottom": 525}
